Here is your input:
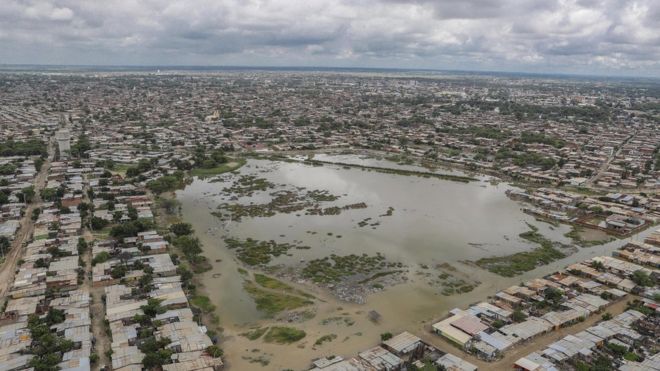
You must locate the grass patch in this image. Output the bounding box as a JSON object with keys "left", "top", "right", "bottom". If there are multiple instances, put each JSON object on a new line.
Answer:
{"left": 262, "top": 326, "right": 306, "bottom": 344}
{"left": 190, "top": 295, "right": 216, "bottom": 313}
{"left": 254, "top": 273, "right": 293, "bottom": 290}
{"left": 254, "top": 274, "right": 315, "bottom": 299}
{"left": 243, "top": 281, "right": 313, "bottom": 317}
{"left": 240, "top": 327, "right": 269, "bottom": 340}
{"left": 191, "top": 158, "right": 246, "bottom": 178}
{"left": 112, "top": 163, "right": 132, "bottom": 176}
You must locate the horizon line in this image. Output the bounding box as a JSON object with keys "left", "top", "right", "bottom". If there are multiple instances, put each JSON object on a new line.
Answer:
{"left": 0, "top": 63, "right": 658, "bottom": 81}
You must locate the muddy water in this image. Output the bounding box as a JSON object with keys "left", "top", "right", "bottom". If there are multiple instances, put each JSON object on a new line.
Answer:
{"left": 175, "top": 157, "right": 644, "bottom": 370}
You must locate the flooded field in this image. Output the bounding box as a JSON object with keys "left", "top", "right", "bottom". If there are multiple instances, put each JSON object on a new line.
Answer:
{"left": 175, "top": 155, "right": 640, "bottom": 370}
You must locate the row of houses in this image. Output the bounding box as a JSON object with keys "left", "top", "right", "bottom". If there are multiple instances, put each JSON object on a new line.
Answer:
{"left": 0, "top": 158, "right": 94, "bottom": 370}
{"left": 431, "top": 245, "right": 658, "bottom": 362}
{"left": 311, "top": 331, "right": 478, "bottom": 371}
{"left": 85, "top": 174, "right": 224, "bottom": 371}
{"left": 0, "top": 157, "right": 39, "bottom": 245}
{"left": 514, "top": 309, "right": 658, "bottom": 371}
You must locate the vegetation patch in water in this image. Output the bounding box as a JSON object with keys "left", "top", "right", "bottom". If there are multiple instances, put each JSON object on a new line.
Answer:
{"left": 306, "top": 202, "right": 367, "bottom": 216}
{"left": 240, "top": 327, "right": 269, "bottom": 340}
{"left": 422, "top": 263, "right": 480, "bottom": 295}
{"left": 380, "top": 206, "right": 395, "bottom": 217}
{"left": 301, "top": 253, "right": 393, "bottom": 284}
{"left": 475, "top": 224, "right": 567, "bottom": 277}
{"left": 243, "top": 281, "right": 314, "bottom": 317}
{"left": 564, "top": 226, "right": 615, "bottom": 247}
{"left": 254, "top": 273, "right": 315, "bottom": 299}
{"left": 224, "top": 237, "right": 310, "bottom": 266}
{"left": 320, "top": 316, "right": 355, "bottom": 327}
{"left": 262, "top": 326, "right": 307, "bottom": 344}
{"left": 214, "top": 187, "right": 346, "bottom": 221}
{"left": 222, "top": 174, "right": 275, "bottom": 196}
{"left": 314, "top": 334, "right": 337, "bottom": 346}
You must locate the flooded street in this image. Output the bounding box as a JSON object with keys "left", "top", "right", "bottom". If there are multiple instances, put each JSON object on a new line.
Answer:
{"left": 175, "top": 156, "right": 645, "bottom": 370}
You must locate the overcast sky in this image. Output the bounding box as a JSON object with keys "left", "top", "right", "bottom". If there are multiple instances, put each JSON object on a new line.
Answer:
{"left": 1, "top": 0, "right": 659, "bottom": 76}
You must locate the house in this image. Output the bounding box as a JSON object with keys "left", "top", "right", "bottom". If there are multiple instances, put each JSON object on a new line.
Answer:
{"left": 435, "top": 353, "right": 478, "bottom": 371}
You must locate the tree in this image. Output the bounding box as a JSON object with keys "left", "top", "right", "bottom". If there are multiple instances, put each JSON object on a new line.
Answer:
{"left": 380, "top": 332, "right": 393, "bottom": 341}
{"left": 71, "top": 134, "right": 91, "bottom": 158}
{"left": 170, "top": 222, "right": 193, "bottom": 236}
{"left": 512, "top": 309, "right": 527, "bottom": 322}
{"left": 544, "top": 287, "right": 564, "bottom": 306}
{"left": 91, "top": 217, "right": 109, "bottom": 230}
{"left": 20, "top": 186, "right": 35, "bottom": 203}
{"left": 0, "top": 163, "right": 17, "bottom": 175}
{"left": 26, "top": 313, "right": 74, "bottom": 370}
{"left": 127, "top": 205, "right": 138, "bottom": 220}
{"left": 31, "top": 207, "right": 41, "bottom": 221}
{"left": 173, "top": 235, "right": 203, "bottom": 261}
{"left": 110, "top": 265, "right": 128, "bottom": 279}
{"left": 146, "top": 172, "right": 185, "bottom": 193}
{"left": 141, "top": 298, "right": 166, "bottom": 317}
{"left": 109, "top": 219, "right": 155, "bottom": 239}
{"left": 159, "top": 198, "right": 180, "bottom": 215}
{"left": 206, "top": 345, "right": 223, "bottom": 358}
{"left": 45, "top": 308, "right": 66, "bottom": 325}
{"left": 77, "top": 237, "right": 88, "bottom": 254}
{"left": 631, "top": 270, "right": 654, "bottom": 287}
{"left": 0, "top": 236, "right": 10, "bottom": 256}
{"left": 77, "top": 202, "right": 92, "bottom": 219}
{"left": 592, "top": 260, "right": 605, "bottom": 271}
{"left": 40, "top": 188, "right": 58, "bottom": 202}
{"left": 92, "top": 251, "right": 111, "bottom": 266}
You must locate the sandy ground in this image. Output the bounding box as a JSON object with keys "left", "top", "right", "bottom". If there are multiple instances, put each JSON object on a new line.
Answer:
{"left": 579, "top": 228, "right": 611, "bottom": 243}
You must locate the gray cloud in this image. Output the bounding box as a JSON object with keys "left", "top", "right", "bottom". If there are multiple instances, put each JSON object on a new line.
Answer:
{"left": 0, "top": 0, "right": 658, "bottom": 76}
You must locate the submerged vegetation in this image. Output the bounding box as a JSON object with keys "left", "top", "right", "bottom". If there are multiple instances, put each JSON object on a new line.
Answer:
{"left": 243, "top": 280, "right": 314, "bottom": 316}
{"left": 302, "top": 253, "right": 397, "bottom": 284}
{"left": 240, "top": 327, "right": 269, "bottom": 340}
{"left": 262, "top": 326, "right": 307, "bottom": 344}
{"left": 221, "top": 174, "right": 274, "bottom": 196}
{"left": 475, "top": 224, "right": 567, "bottom": 277}
{"left": 213, "top": 187, "right": 344, "bottom": 221}
{"left": 224, "top": 237, "right": 310, "bottom": 266}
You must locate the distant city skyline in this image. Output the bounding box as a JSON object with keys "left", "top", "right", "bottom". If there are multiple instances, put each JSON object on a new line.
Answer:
{"left": 2, "top": 0, "right": 659, "bottom": 77}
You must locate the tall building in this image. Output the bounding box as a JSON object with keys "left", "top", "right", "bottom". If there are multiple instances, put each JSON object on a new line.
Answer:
{"left": 56, "top": 129, "right": 71, "bottom": 158}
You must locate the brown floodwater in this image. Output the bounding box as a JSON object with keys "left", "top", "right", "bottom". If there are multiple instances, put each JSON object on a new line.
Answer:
{"left": 175, "top": 156, "right": 648, "bottom": 370}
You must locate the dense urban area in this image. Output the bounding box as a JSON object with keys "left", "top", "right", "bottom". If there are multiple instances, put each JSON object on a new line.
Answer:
{"left": 0, "top": 68, "right": 658, "bottom": 371}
